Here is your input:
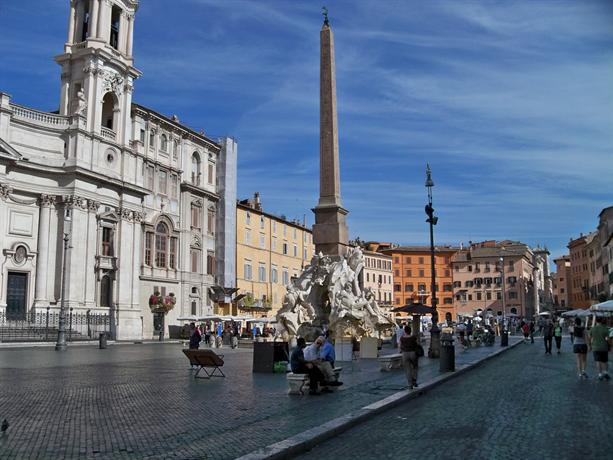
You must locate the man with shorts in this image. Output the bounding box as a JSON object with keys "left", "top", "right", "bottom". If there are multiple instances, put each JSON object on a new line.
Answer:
{"left": 589, "top": 317, "right": 611, "bottom": 381}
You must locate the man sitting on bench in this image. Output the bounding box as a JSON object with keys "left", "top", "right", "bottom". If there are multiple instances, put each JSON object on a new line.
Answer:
{"left": 290, "top": 338, "right": 328, "bottom": 395}
{"left": 304, "top": 336, "right": 343, "bottom": 387}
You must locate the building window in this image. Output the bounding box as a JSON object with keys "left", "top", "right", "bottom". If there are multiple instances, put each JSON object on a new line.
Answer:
{"left": 394, "top": 269, "right": 399, "bottom": 276}
{"left": 208, "top": 162, "right": 215, "bottom": 184}
{"left": 170, "top": 174, "right": 178, "bottom": 199}
{"left": 101, "top": 226, "right": 114, "bottom": 256}
{"left": 191, "top": 204, "right": 201, "bottom": 229}
{"left": 486, "top": 291, "right": 492, "bottom": 300}
{"left": 258, "top": 264, "right": 266, "bottom": 282}
{"left": 110, "top": 5, "right": 121, "bottom": 49}
{"left": 273, "top": 221, "right": 277, "bottom": 233}
{"left": 173, "top": 140, "right": 179, "bottom": 159}
{"left": 419, "top": 269, "right": 424, "bottom": 277}
{"left": 260, "top": 233, "right": 265, "bottom": 249}
{"left": 191, "top": 153, "right": 201, "bottom": 185}
{"left": 244, "top": 260, "right": 252, "bottom": 280}
{"left": 405, "top": 283, "right": 413, "bottom": 292}
{"left": 260, "top": 216, "right": 265, "bottom": 229}
{"left": 272, "top": 237, "right": 277, "bottom": 251}
{"left": 155, "top": 222, "right": 169, "bottom": 268}
{"left": 146, "top": 165, "right": 155, "bottom": 189}
{"left": 207, "top": 208, "right": 215, "bottom": 234}
{"left": 293, "top": 245, "right": 297, "bottom": 257}
{"left": 283, "top": 243, "right": 288, "bottom": 255}
{"left": 190, "top": 248, "right": 200, "bottom": 273}
{"left": 139, "top": 129, "right": 145, "bottom": 143}
{"left": 366, "top": 273, "right": 370, "bottom": 282}
{"left": 272, "top": 266, "right": 278, "bottom": 283}
{"left": 245, "top": 229, "right": 251, "bottom": 245}
{"left": 160, "top": 134, "right": 168, "bottom": 152}
{"left": 207, "top": 251, "right": 215, "bottom": 275}
{"left": 282, "top": 268, "right": 289, "bottom": 285}
{"left": 144, "top": 232, "right": 153, "bottom": 266}
{"left": 509, "top": 291, "right": 518, "bottom": 299}
{"left": 406, "top": 269, "right": 412, "bottom": 277}
{"left": 149, "top": 130, "right": 155, "bottom": 148}
{"left": 444, "top": 269, "right": 450, "bottom": 277}
{"left": 283, "top": 224, "right": 287, "bottom": 237}
{"left": 418, "top": 257, "right": 424, "bottom": 264}
{"left": 394, "top": 284, "right": 401, "bottom": 292}
{"left": 169, "top": 237, "right": 177, "bottom": 269}
{"left": 476, "top": 292, "right": 482, "bottom": 300}
{"left": 158, "top": 170, "right": 168, "bottom": 195}
{"left": 496, "top": 292, "right": 502, "bottom": 300}
{"left": 443, "top": 297, "right": 453, "bottom": 305}
{"left": 246, "top": 212, "right": 251, "bottom": 226}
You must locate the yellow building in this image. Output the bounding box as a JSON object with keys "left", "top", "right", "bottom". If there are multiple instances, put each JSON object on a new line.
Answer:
{"left": 236, "top": 193, "right": 315, "bottom": 318}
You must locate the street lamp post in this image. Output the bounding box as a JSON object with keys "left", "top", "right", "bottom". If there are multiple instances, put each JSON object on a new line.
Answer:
{"left": 425, "top": 164, "right": 440, "bottom": 358}
{"left": 500, "top": 253, "right": 508, "bottom": 347}
{"left": 55, "top": 232, "right": 70, "bottom": 351}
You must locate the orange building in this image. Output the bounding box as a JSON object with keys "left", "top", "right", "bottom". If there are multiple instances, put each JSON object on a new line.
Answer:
{"left": 381, "top": 246, "right": 459, "bottom": 321}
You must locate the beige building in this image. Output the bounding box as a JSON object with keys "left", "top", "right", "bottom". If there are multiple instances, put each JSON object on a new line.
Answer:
{"left": 552, "top": 255, "right": 572, "bottom": 309}
{"left": 451, "top": 240, "right": 546, "bottom": 318}
{"left": 362, "top": 249, "right": 393, "bottom": 319}
{"left": 236, "top": 193, "right": 314, "bottom": 318}
{"left": 568, "top": 233, "right": 594, "bottom": 309}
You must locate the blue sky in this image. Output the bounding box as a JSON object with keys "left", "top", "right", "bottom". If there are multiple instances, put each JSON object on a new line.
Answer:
{"left": 1, "top": 1, "right": 612, "bottom": 261}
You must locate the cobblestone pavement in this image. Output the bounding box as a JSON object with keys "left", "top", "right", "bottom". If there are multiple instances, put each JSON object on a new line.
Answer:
{"left": 298, "top": 339, "right": 613, "bottom": 460}
{"left": 0, "top": 338, "right": 518, "bottom": 459}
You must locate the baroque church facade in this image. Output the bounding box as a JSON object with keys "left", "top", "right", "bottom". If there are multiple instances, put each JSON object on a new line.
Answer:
{"left": 0, "top": 0, "right": 237, "bottom": 339}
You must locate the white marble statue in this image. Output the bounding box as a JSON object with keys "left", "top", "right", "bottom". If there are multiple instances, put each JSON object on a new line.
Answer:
{"left": 276, "top": 247, "right": 394, "bottom": 339}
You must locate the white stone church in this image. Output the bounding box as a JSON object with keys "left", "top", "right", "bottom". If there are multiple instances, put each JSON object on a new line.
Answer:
{"left": 0, "top": 0, "right": 237, "bottom": 340}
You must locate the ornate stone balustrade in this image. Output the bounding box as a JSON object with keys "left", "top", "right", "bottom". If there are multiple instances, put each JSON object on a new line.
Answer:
{"left": 10, "top": 103, "right": 69, "bottom": 129}
{"left": 101, "top": 126, "right": 116, "bottom": 141}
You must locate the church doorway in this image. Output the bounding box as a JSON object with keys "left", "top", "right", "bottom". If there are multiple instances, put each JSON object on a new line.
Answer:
{"left": 100, "top": 275, "right": 113, "bottom": 308}
{"left": 6, "top": 272, "right": 28, "bottom": 321}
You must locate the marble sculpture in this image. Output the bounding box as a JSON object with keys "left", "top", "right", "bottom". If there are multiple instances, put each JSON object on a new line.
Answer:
{"left": 276, "top": 247, "right": 394, "bottom": 340}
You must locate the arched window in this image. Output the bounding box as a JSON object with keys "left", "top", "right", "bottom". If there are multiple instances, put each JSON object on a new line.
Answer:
{"left": 101, "top": 92, "right": 118, "bottom": 130}
{"left": 191, "top": 153, "right": 201, "bottom": 185}
{"left": 155, "top": 222, "right": 169, "bottom": 267}
{"left": 160, "top": 134, "right": 168, "bottom": 152}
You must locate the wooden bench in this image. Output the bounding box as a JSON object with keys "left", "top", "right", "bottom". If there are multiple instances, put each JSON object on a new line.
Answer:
{"left": 183, "top": 349, "right": 225, "bottom": 379}
{"left": 378, "top": 353, "right": 403, "bottom": 372}
{"left": 287, "top": 366, "right": 343, "bottom": 395}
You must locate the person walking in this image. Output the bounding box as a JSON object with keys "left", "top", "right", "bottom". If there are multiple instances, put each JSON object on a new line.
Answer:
{"left": 188, "top": 322, "right": 202, "bottom": 370}
{"left": 529, "top": 321, "right": 535, "bottom": 344}
{"left": 573, "top": 317, "right": 588, "bottom": 379}
{"left": 522, "top": 322, "right": 530, "bottom": 343}
{"left": 589, "top": 316, "right": 611, "bottom": 381}
{"left": 400, "top": 325, "right": 420, "bottom": 390}
{"left": 542, "top": 319, "right": 554, "bottom": 354}
{"left": 553, "top": 321, "right": 563, "bottom": 354}
{"left": 569, "top": 320, "right": 575, "bottom": 343}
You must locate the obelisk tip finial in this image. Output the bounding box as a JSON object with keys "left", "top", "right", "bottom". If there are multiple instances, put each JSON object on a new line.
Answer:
{"left": 322, "top": 6, "right": 329, "bottom": 26}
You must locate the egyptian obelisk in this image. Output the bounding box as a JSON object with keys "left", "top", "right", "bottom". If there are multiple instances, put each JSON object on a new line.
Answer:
{"left": 312, "top": 9, "right": 349, "bottom": 257}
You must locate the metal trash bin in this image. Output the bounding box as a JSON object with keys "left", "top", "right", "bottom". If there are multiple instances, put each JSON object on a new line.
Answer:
{"left": 439, "top": 332, "right": 455, "bottom": 372}
{"left": 99, "top": 332, "right": 107, "bottom": 349}
{"left": 500, "top": 330, "right": 509, "bottom": 347}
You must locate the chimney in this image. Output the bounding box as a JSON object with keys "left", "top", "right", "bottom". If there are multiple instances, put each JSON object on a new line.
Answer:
{"left": 254, "top": 192, "right": 261, "bottom": 211}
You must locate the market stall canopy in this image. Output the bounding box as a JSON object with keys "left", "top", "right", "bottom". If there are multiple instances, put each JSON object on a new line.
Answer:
{"left": 177, "top": 315, "right": 199, "bottom": 322}
{"left": 562, "top": 309, "right": 592, "bottom": 318}
{"left": 392, "top": 303, "right": 436, "bottom": 315}
{"left": 590, "top": 300, "right": 613, "bottom": 312}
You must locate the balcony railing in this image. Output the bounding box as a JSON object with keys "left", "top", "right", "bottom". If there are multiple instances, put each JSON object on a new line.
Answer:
{"left": 10, "top": 103, "right": 69, "bottom": 129}
{"left": 101, "top": 126, "right": 116, "bottom": 141}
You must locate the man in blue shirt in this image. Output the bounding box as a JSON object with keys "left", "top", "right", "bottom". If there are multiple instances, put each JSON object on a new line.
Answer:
{"left": 321, "top": 333, "right": 335, "bottom": 367}
{"left": 290, "top": 338, "right": 327, "bottom": 395}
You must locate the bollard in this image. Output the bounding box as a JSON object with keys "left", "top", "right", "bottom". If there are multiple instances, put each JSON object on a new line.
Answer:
{"left": 500, "top": 330, "right": 509, "bottom": 347}
{"left": 99, "top": 332, "right": 107, "bottom": 349}
{"left": 439, "top": 332, "right": 455, "bottom": 373}
{"left": 159, "top": 331, "right": 163, "bottom": 342}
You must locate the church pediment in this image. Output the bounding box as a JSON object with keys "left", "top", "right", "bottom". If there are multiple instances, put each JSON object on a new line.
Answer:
{"left": 0, "top": 137, "right": 23, "bottom": 161}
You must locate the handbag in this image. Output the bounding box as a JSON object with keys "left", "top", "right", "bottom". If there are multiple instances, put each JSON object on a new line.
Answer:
{"left": 416, "top": 344, "right": 425, "bottom": 358}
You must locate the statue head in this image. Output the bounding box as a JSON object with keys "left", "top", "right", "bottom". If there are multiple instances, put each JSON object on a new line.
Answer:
{"left": 347, "top": 247, "right": 364, "bottom": 270}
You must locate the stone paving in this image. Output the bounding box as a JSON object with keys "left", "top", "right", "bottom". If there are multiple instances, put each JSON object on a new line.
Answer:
{"left": 298, "top": 338, "right": 613, "bottom": 460}
{"left": 0, "top": 337, "right": 519, "bottom": 459}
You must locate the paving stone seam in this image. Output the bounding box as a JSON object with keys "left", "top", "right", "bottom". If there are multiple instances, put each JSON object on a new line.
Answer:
{"left": 235, "top": 340, "right": 524, "bottom": 460}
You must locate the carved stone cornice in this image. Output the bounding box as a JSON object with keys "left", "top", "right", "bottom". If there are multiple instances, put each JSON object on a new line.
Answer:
{"left": 0, "top": 183, "right": 13, "bottom": 201}
{"left": 63, "top": 194, "right": 87, "bottom": 209}
{"left": 87, "top": 200, "right": 101, "bottom": 212}
{"left": 119, "top": 208, "right": 133, "bottom": 221}
{"left": 39, "top": 194, "right": 57, "bottom": 208}
{"left": 133, "top": 211, "right": 145, "bottom": 223}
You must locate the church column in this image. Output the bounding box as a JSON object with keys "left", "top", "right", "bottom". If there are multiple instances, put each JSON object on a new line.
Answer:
{"left": 34, "top": 195, "right": 55, "bottom": 307}
{"left": 67, "top": 1, "right": 77, "bottom": 44}
{"left": 89, "top": 0, "right": 100, "bottom": 39}
{"left": 132, "top": 212, "right": 143, "bottom": 309}
{"left": 85, "top": 199, "right": 100, "bottom": 307}
{"left": 98, "top": 0, "right": 111, "bottom": 44}
{"left": 75, "top": 0, "right": 85, "bottom": 42}
{"left": 126, "top": 14, "right": 134, "bottom": 57}
{"left": 63, "top": 195, "right": 88, "bottom": 308}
